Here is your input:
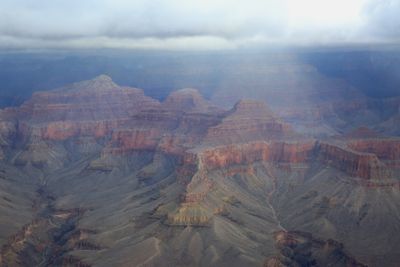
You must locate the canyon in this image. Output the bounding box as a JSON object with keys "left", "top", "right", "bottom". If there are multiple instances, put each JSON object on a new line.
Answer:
{"left": 0, "top": 75, "right": 399, "bottom": 266}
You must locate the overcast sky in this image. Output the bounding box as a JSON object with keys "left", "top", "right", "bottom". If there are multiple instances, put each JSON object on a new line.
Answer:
{"left": 0, "top": 0, "right": 399, "bottom": 50}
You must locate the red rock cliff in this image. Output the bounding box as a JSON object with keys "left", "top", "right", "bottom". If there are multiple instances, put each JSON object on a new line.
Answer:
{"left": 317, "top": 142, "right": 391, "bottom": 180}
{"left": 200, "top": 141, "right": 315, "bottom": 170}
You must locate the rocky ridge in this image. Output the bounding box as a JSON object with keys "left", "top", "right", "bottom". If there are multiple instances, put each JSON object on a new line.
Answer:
{"left": 0, "top": 75, "right": 399, "bottom": 266}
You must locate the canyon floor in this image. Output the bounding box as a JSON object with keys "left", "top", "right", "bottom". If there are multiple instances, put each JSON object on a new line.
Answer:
{"left": 0, "top": 75, "right": 399, "bottom": 266}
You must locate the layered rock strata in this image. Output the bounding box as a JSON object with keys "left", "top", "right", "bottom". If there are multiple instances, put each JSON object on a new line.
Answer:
{"left": 0, "top": 75, "right": 398, "bottom": 266}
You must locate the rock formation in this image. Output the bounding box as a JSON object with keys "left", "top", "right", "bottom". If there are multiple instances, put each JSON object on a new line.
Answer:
{"left": 316, "top": 142, "right": 391, "bottom": 180}
{"left": 200, "top": 141, "right": 315, "bottom": 170}
{"left": 348, "top": 139, "right": 400, "bottom": 163}
{"left": 0, "top": 75, "right": 399, "bottom": 267}
{"left": 205, "top": 99, "right": 294, "bottom": 144}
{"left": 265, "top": 231, "right": 367, "bottom": 267}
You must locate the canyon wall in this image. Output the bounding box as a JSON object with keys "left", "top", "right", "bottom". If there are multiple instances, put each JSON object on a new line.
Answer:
{"left": 348, "top": 139, "right": 400, "bottom": 163}
{"left": 0, "top": 75, "right": 396, "bottom": 183}
{"left": 200, "top": 141, "right": 315, "bottom": 170}
{"left": 317, "top": 142, "right": 391, "bottom": 180}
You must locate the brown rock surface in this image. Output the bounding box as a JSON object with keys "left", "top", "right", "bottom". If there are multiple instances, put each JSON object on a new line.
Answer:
{"left": 317, "top": 142, "right": 391, "bottom": 179}
{"left": 10, "top": 75, "right": 159, "bottom": 141}
{"left": 163, "top": 88, "right": 215, "bottom": 112}
{"left": 200, "top": 141, "right": 315, "bottom": 170}
{"left": 347, "top": 139, "right": 400, "bottom": 162}
{"left": 17, "top": 75, "right": 159, "bottom": 123}
{"left": 206, "top": 99, "right": 295, "bottom": 144}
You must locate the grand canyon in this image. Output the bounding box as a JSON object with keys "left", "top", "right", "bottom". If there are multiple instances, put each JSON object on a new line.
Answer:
{"left": 2, "top": 0, "right": 400, "bottom": 265}
{"left": 0, "top": 71, "right": 399, "bottom": 266}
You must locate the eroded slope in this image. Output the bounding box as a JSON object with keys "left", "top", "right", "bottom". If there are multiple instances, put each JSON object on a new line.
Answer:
{"left": 0, "top": 75, "right": 399, "bottom": 266}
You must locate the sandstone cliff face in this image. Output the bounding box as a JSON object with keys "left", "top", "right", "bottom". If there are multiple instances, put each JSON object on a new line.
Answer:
{"left": 317, "top": 142, "right": 391, "bottom": 180}
{"left": 190, "top": 140, "right": 393, "bottom": 182}
{"left": 200, "top": 141, "right": 315, "bottom": 170}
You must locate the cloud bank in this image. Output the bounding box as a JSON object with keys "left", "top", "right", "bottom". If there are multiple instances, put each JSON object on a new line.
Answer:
{"left": 0, "top": 0, "right": 399, "bottom": 50}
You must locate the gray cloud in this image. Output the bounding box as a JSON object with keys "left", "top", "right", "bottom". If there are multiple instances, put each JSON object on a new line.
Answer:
{"left": 0, "top": 0, "right": 399, "bottom": 50}
{"left": 362, "top": 0, "right": 400, "bottom": 41}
